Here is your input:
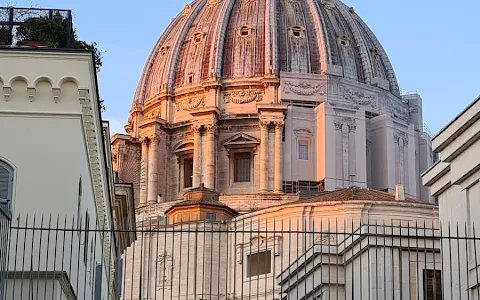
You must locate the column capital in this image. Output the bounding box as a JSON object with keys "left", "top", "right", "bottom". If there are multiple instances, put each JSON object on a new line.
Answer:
{"left": 273, "top": 121, "right": 285, "bottom": 129}
{"left": 259, "top": 120, "right": 270, "bottom": 129}
{"left": 192, "top": 124, "right": 202, "bottom": 133}
{"left": 205, "top": 123, "right": 217, "bottom": 134}
{"left": 140, "top": 136, "right": 150, "bottom": 145}
{"left": 147, "top": 133, "right": 161, "bottom": 144}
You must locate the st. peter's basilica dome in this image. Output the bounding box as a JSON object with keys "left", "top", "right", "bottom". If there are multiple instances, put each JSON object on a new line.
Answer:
{"left": 114, "top": 0, "right": 434, "bottom": 211}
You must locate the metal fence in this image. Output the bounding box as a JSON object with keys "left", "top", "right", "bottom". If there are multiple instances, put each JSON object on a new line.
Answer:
{"left": 1, "top": 215, "right": 480, "bottom": 299}
{"left": 0, "top": 7, "right": 72, "bottom": 47}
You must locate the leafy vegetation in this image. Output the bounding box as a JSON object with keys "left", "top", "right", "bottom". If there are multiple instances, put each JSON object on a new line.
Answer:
{"left": 16, "top": 13, "right": 103, "bottom": 71}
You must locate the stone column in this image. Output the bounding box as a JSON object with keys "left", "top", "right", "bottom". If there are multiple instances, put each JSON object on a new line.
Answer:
{"left": 205, "top": 124, "right": 216, "bottom": 189}
{"left": 139, "top": 137, "right": 149, "bottom": 206}
{"left": 147, "top": 134, "right": 160, "bottom": 205}
{"left": 274, "top": 122, "right": 284, "bottom": 193}
{"left": 259, "top": 121, "right": 269, "bottom": 192}
{"left": 192, "top": 125, "right": 202, "bottom": 188}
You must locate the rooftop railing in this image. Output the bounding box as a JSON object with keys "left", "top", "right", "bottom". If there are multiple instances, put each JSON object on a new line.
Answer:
{"left": 0, "top": 7, "right": 72, "bottom": 47}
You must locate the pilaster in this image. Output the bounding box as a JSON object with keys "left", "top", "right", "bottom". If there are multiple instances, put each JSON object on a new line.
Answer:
{"left": 274, "top": 121, "right": 285, "bottom": 193}
{"left": 192, "top": 124, "right": 203, "bottom": 188}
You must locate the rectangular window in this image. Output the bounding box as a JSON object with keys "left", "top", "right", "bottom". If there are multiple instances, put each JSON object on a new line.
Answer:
{"left": 423, "top": 270, "right": 442, "bottom": 300}
{"left": 247, "top": 250, "right": 271, "bottom": 277}
{"left": 298, "top": 140, "right": 309, "bottom": 160}
{"left": 234, "top": 152, "right": 251, "bottom": 182}
{"left": 206, "top": 213, "right": 216, "bottom": 221}
{"left": 183, "top": 157, "right": 194, "bottom": 188}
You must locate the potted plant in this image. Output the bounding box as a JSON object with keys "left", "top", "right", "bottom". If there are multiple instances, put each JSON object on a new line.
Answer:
{"left": 16, "top": 16, "right": 64, "bottom": 48}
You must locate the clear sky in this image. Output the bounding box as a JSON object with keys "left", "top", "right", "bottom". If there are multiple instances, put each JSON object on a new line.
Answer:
{"left": 11, "top": 0, "right": 480, "bottom": 135}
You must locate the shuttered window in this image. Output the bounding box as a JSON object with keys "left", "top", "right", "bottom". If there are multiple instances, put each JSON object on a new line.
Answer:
{"left": 247, "top": 250, "right": 271, "bottom": 277}
{"left": 0, "top": 161, "right": 13, "bottom": 206}
{"left": 184, "top": 157, "right": 194, "bottom": 188}
{"left": 298, "top": 140, "right": 309, "bottom": 160}
{"left": 234, "top": 152, "right": 251, "bottom": 182}
{"left": 423, "top": 270, "right": 442, "bottom": 300}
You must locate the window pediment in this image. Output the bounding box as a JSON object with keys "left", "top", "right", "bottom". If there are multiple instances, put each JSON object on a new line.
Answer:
{"left": 222, "top": 133, "right": 260, "bottom": 149}
{"left": 173, "top": 141, "right": 194, "bottom": 155}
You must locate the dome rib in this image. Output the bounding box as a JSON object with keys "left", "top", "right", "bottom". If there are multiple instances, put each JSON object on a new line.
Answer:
{"left": 336, "top": 2, "right": 373, "bottom": 85}
{"left": 306, "top": 0, "right": 329, "bottom": 74}
{"left": 133, "top": 11, "right": 185, "bottom": 105}
{"left": 211, "top": 0, "right": 236, "bottom": 79}
{"left": 165, "top": 0, "right": 207, "bottom": 91}
{"left": 354, "top": 15, "right": 401, "bottom": 97}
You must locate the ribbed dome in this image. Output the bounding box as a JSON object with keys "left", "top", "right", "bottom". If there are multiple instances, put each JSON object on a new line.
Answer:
{"left": 133, "top": 0, "right": 400, "bottom": 106}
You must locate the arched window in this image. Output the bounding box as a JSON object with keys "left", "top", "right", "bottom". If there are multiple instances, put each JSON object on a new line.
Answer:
{"left": 0, "top": 161, "right": 13, "bottom": 205}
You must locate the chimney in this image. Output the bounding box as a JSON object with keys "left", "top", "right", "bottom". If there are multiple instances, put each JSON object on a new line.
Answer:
{"left": 395, "top": 184, "right": 405, "bottom": 201}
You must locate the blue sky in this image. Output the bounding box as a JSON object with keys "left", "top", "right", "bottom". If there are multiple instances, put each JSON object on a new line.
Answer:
{"left": 11, "top": 0, "right": 480, "bottom": 134}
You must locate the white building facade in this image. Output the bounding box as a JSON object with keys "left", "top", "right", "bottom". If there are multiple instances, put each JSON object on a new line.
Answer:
{"left": 423, "top": 96, "right": 480, "bottom": 299}
{"left": 0, "top": 49, "right": 117, "bottom": 299}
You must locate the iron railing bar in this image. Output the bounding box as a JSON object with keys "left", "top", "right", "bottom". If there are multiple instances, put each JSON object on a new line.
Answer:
{"left": 263, "top": 217, "right": 267, "bottom": 300}
{"left": 178, "top": 218, "right": 183, "bottom": 300}
{"left": 162, "top": 217, "right": 167, "bottom": 300}
{"left": 146, "top": 217, "right": 152, "bottom": 300}
{"left": 122, "top": 222, "right": 127, "bottom": 300}
{"left": 336, "top": 218, "right": 339, "bottom": 300}
{"left": 457, "top": 222, "right": 462, "bottom": 300}
{"left": 473, "top": 223, "right": 480, "bottom": 300}
{"left": 202, "top": 219, "right": 206, "bottom": 299}
{"left": 154, "top": 216, "right": 160, "bottom": 299}
{"left": 91, "top": 217, "right": 98, "bottom": 300}
{"left": 383, "top": 220, "right": 387, "bottom": 300}
{"left": 28, "top": 214, "right": 37, "bottom": 300}
{"left": 36, "top": 214, "right": 45, "bottom": 299}
{"left": 360, "top": 219, "right": 363, "bottom": 300}
{"left": 440, "top": 221, "right": 445, "bottom": 299}
{"left": 209, "top": 219, "right": 214, "bottom": 300}
{"left": 129, "top": 219, "right": 135, "bottom": 300}
{"left": 449, "top": 223, "right": 453, "bottom": 300}
{"left": 50, "top": 214, "right": 59, "bottom": 300}
{"left": 224, "top": 217, "right": 228, "bottom": 300}
{"left": 83, "top": 216, "right": 88, "bottom": 300}
{"left": 75, "top": 214, "right": 82, "bottom": 298}
{"left": 287, "top": 218, "right": 291, "bottom": 300}
{"left": 423, "top": 219, "right": 435, "bottom": 297}
{"left": 296, "top": 217, "right": 299, "bottom": 300}
{"left": 248, "top": 217, "right": 252, "bottom": 300}
{"left": 464, "top": 222, "right": 470, "bottom": 300}
{"left": 18, "top": 214, "right": 28, "bottom": 300}
{"left": 233, "top": 218, "right": 237, "bottom": 300}
{"left": 375, "top": 219, "right": 378, "bottom": 300}
{"left": 185, "top": 217, "right": 191, "bottom": 299}
{"left": 272, "top": 217, "right": 276, "bottom": 300}
{"left": 170, "top": 218, "right": 176, "bottom": 300}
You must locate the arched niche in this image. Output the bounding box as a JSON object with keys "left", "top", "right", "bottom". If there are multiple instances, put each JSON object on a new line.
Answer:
{"left": 59, "top": 77, "right": 79, "bottom": 101}
{"left": 33, "top": 77, "right": 54, "bottom": 100}
{"left": 9, "top": 76, "right": 28, "bottom": 99}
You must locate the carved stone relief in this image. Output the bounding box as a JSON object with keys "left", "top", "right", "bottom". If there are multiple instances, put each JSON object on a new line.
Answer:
{"left": 344, "top": 88, "right": 377, "bottom": 108}
{"left": 389, "top": 100, "right": 410, "bottom": 123}
{"left": 284, "top": 81, "right": 326, "bottom": 96}
{"left": 224, "top": 90, "right": 263, "bottom": 104}
{"left": 176, "top": 96, "right": 206, "bottom": 111}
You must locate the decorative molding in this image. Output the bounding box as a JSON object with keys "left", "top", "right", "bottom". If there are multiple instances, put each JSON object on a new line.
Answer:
{"left": 144, "top": 107, "right": 161, "bottom": 120}
{"left": 284, "top": 81, "right": 326, "bottom": 96}
{"left": 224, "top": 90, "right": 263, "bottom": 104}
{"left": 315, "top": 233, "right": 336, "bottom": 244}
{"left": 294, "top": 128, "right": 313, "bottom": 137}
{"left": 176, "top": 96, "right": 206, "bottom": 111}
{"left": 334, "top": 117, "right": 356, "bottom": 132}
{"left": 344, "top": 88, "right": 377, "bottom": 108}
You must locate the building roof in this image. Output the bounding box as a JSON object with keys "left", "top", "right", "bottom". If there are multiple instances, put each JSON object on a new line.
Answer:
{"left": 297, "top": 187, "right": 433, "bottom": 205}
{"left": 132, "top": 0, "right": 400, "bottom": 107}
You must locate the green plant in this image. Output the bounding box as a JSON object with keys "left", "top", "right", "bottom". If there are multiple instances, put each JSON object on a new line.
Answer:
{"left": 15, "top": 14, "right": 103, "bottom": 71}
{"left": 0, "top": 26, "right": 10, "bottom": 45}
